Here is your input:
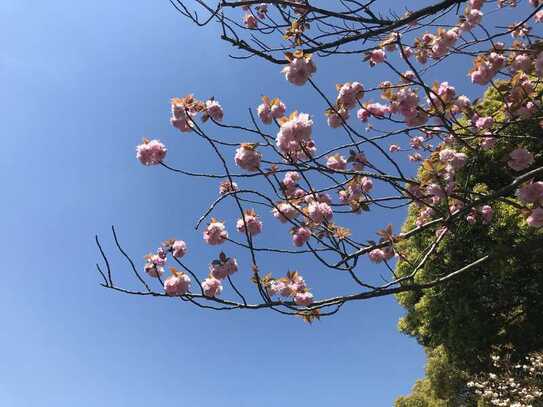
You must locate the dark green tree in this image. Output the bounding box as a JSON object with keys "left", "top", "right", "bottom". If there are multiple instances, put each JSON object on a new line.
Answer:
{"left": 394, "top": 84, "right": 543, "bottom": 404}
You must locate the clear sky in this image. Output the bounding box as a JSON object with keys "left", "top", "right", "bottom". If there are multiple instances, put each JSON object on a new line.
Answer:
{"left": 2, "top": 0, "right": 517, "bottom": 405}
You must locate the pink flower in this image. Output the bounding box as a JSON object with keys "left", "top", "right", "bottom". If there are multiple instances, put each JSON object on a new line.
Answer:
{"left": 518, "top": 181, "right": 543, "bottom": 203}
{"left": 236, "top": 209, "right": 263, "bottom": 236}
{"left": 475, "top": 116, "right": 494, "bottom": 129}
{"left": 465, "top": 8, "right": 483, "bottom": 29}
{"left": 409, "top": 153, "right": 422, "bottom": 162}
{"left": 440, "top": 149, "right": 468, "bottom": 170}
{"left": 307, "top": 201, "right": 333, "bottom": 224}
{"left": 144, "top": 264, "right": 162, "bottom": 278}
{"left": 283, "top": 171, "right": 301, "bottom": 190}
{"left": 170, "top": 98, "right": 193, "bottom": 132}
{"left": 287, "top": 273, "right": 306, "bottom": 293}
{"left": 136, "top": 139, "right": 167, "bottom": 166}
{"left": 282, "top": 54, "right": 316, "bottom": 86}
{"left": 258, "top": 97, "right": 286, "bottom": 123}
{"left": 356, "top": 107, "right": 370, "bottom": 122}
{"left": 469, "top": 0, "right": 485, "bottom": 9}
{"left": 209, "top": 256, "right": 238, "bottom": 280}
{"left": 368, "top": 49, "right": 386, "bottom": 66}
{"left": 235, "top": 143, "right": 261, "bottom": 172}
{"left": 202, "top": 277, "right": 223, "bottom": 297}
{"left": 257, "top": 103, "right": 273, "bottom": 124}
{"left": 452, "top": 95, "right": 472, "bottom": 113}
{"left": 337, "top": 82, "right": 364, "bottom": 109}
{"left": 368, "top": 249, "right": 385, "bottom": 263}
{"left": 426, "top": 183, "right": 445, "bottom": 202}
{"left": 327, "top": 109, "right": 349, "bottom": 128}
{"left": 276, "top": 112, "right": 315, "bottom": 161}
{"left": 511, "top": 54, "right": 532, "bottom": 73}
{"left": 365, "top": 102, "right": 390, "bottom": 118}
{"left": 143, "top": 249, "right": 167, "bottom": 277}
{"left": 172, "top": 240, "right": 188, "bottom": 258}
{"left": 204, "top": 219, "right": 228, "bottom": 245}
{"left": 294, "top": 291, "right": 314, "bottom": 306}
{"left": 439, "top": 148, "right": 456, "bottom": 162}
{"left": 361, "top": 176, "right": 373, "bottom": 193}
{"left": 466, "top": 209, "right": 477, "bottom": 225}
{"left": 436, "top": 82, "right": 456, "bottom": 103}
{"left": 402, "top": 70, "right": 416, "bottom": 81}
{"left": 508, "top": 147, "right": 534, "bottom": 171}
{"left": 326, "top": 154, "right": 347, "bottom": 171}
{"left": 535, "top": 10, "right": 543, "bottom": 23}
{"left": 292, "top": 226, "right": 311, "bottom": 247}
{"left": 481, "top": 136, "right": 497, "bottom": 150}
{"left": 244, "top": 13, "right": 257, "bottom": 28}
{"left": 270, "top": 100, "right": 286, "bottom": 118}
{"left": 164, "top": 272, "right": 191, "bottom": 296}
{"left": 480, "top": 205, "right": 493, "bottom": 224}
{"left": 527, "top": 207, "right": 543, "bottom": 227}
{"left": 272, "top": 202, "right": 299, "bottom": 223}
{"left": 205, "top": 100, "right": 224, "bottom": 122}
{"left": 410, "top": 136, "right": 424, "bottom": 150}
{"left": 389, "top": 144, "right": 401, "bottom": 152}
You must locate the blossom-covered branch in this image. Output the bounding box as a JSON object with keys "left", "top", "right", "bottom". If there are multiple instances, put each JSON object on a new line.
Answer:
{"left": 97, "top": 0, "right": 543, "bottom": 322}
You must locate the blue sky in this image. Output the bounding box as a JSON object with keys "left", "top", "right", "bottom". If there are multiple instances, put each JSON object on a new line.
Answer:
{"left": 2, "top": 0, "right": 521, "bottom": 405}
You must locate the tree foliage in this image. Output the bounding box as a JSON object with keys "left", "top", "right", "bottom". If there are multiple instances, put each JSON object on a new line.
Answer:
{"left": 395, "top": 85, "right": 543, "bottom": 404}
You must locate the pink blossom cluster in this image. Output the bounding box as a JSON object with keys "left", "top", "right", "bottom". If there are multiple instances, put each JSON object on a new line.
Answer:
{"left": 201, "top": 277, "right": 223, "bottom": 297}
{"left": 203, "top": 219, "right": 229, "bottom": 245}
{"left": 198, "top": 253, "right": 236, "bottom": 297}
{"left": 282, "top": 52, "right": 316, "bottom": 86}
{"left": 242, "top": 3, "right": 268, "bottom": 27}
{"left": 466, "top": 205, "right": 493, "bottom": 225}
{"left": 144, "top": 248, "right": 167, "bottom": 277}
{"left": 517, "top": 181, "right": 543, "bottom": 227}
{"left": 306, "top": 195, "right": 333, "bottom": 225}
{"left": 136, "top": 139, "right": 167, "bottom": 166}
{"left": 235, "top": 143, "right": 262, "bottom": 172}
{"left": 324, "top": 81, "right": 365, "bottom": 129}
{"left": 326, "top": 154, "right": 347, "bottom": 171}
{"left": 164, "top": 270, "right": 191, "bottom": 296}
{"left": 236, "top": 209, "right": 263, "bottom": 236}
{"left": 292, "top": 226, "right": 311, "bottom": 247}
{"left": 339, "top": 176, "right": 373, "bottom": 205}
{"left": 368, "top": 245, "right": 395, "bottom": 263}
{"left": 326, "top": 107, "right": 349, "bottom": 128}
{"left": 170, "top": 97, "right": 195, "bottom": 133}
{"left": 276, "top": 112, "right": 316, "bottom": 161}
{"left": 409, "top": 148, "right": 469, "bottom": 226}
{"left": 171, "top": 240, "right": 188, "bottom": 258}
{"left": 205, "top": 100, "right": 224, "bottom": 122}
{"left": 357, "top": 102, "right": 390, "bottom": 122}
{"left": 336, "top": 82, "right": 364, "bottom": 109}
{"left": 282, "top": 171, "right": 302, "bottom": 196}
{"left": 508, "top": 147, "right": 534, "bottom": 171}
{"left": 170, "top": 95, "right": 224, "bottom": 131}
{"left": 470, "top": 51, "right": 505, "bottom": 85}
{"left": 365, "top": 49, "right": 386, "bottom": 66}
{"left": 272, "top": 201, "right": 299, "bottom": 223}
{"left": 209, "top": 254, "right": 238, "bottom": 280}
{"left": 257, "top": 96, "right": 286, "bottom": 124}
{"left": 266, "top": 271, "right": 314, "bottom": 306}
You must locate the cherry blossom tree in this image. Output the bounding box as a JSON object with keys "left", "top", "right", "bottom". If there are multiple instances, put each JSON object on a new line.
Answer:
{"left": 96, "top": 0, "right": 543, "bottom": 323}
